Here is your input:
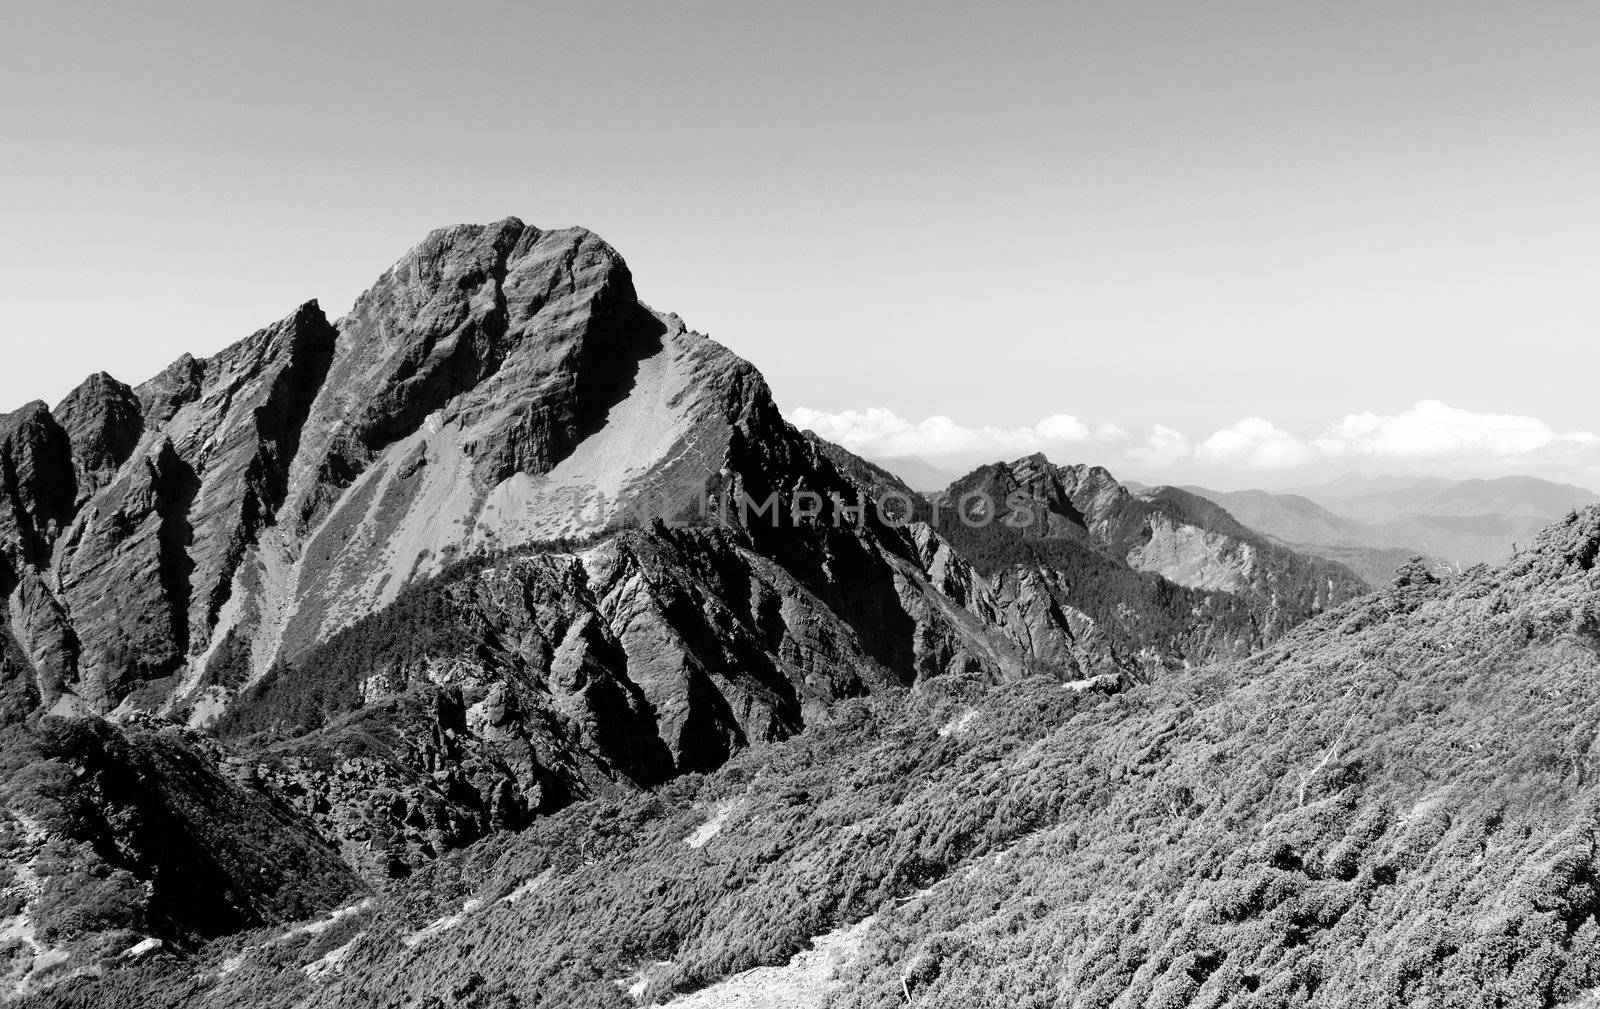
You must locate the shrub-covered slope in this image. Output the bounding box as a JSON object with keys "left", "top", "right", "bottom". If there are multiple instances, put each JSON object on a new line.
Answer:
{"left": 37, "top": 506, "right": 1600, "bottom": 1008}
{"left": 0, "top": 716, "right": 362, "bottom": 998}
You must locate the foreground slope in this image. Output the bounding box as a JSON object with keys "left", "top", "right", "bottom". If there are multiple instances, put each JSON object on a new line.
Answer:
{"left": 47, "top": 505, "right": 1600, "bottom": 1008}
{"left": 0, "top": 716, "right": 362, "bottom": 998}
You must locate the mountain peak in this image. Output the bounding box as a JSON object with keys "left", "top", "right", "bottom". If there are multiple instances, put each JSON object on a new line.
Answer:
{"left": 54, "top": 370, "right": 142, "bottom": 500}
{"left": 0, "top": 399, "right": 51, "bottom": 429}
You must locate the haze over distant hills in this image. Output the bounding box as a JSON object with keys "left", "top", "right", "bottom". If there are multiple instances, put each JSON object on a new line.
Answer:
{"left": 867, "top": 448, "right": 1597, "bottom": 586}
{"left": 865, "top": 455, "right": 963, "bottom": 493}
{"left": 1294, "top": 473, "right": 1600, "bottom": 525}
{"left": 1181, "top": 473, "right": 1599, "bottom": 584}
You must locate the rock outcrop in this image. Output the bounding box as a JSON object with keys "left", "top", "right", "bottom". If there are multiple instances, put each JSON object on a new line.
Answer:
{"left": 934, "top": 454, "right": 1369, "bottom": 665}
{"left": 0, "top": 404, "right": 75, "bottom": 592}
{"left": 53, "top": 373, "right": 142, "bottom": 505}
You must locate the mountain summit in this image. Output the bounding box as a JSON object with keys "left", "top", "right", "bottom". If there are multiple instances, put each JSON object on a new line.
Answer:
{"left": 8, "top": 220, "right": 783, "bottom": 720}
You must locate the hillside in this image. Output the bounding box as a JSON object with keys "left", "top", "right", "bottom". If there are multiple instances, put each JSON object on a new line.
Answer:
{"left": 0, "top": 716, "right": 363, "bottom": 997}
{"left": 32, "top": 504, "right": 1600, "bottom": 1008}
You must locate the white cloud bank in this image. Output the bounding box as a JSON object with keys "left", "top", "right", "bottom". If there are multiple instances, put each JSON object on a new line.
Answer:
{"left": 1197, "top": 418, "right": 1315, "bottom": 469}
{"left": 788, "top": 401, "right": 1600, "bottom": 474}
{"left": 1127, "top": 425, "right": 1192, "bottom": 468}
{"left": 786, "top": 407, "right": 1114, "bottom": 459}
{"left": 1315, "top": 400, "right": 1599, "bottom": 461}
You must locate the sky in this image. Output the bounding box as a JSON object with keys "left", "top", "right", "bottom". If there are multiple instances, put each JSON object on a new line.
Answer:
{"left": 2, "top": 1, "right": 1597, "bottom": 490}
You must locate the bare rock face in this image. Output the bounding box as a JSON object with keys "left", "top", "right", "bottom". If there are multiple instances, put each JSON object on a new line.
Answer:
{"left": 54, "top": 372, "right": 142, "bottom": 504}
{"left": 42, "top": 303, "right": 336, "bottom": 710}
{"left": 53, "top": 435, "right": 195, "bottom": 708}
{"left": 161, "top": 299, "right": 337, "bottom": 654}
{"left": 0, "top": 406, "right": 79, "bottom": 718}
{"left": 0, "top": 403, "right": 76, "bottom": 589}
{"left": 277, "top": 221, "right": 659, "bottom": 537}
{"left": 135, "top": 352, "right": 204, "bottom": 426}
{"left": 940, "top": 454, "right": 1368, "bottom": 659}
{"left": 209, "top": 222, "right": 774, "bottom": 696}
{"left": 5, "top": 567, "right": 75, "bottom": 707}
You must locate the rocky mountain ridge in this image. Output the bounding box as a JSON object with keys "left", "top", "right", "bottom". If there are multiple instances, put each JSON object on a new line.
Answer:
{"left": 929, "top": 454, "right": 1368, "bottom": 666}
{"left": 0, "top": 220, "right": 1376, "bottom": 1001}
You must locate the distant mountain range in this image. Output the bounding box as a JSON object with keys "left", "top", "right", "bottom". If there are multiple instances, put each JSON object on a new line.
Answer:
{"left": 869, "top": 453, "right": 1596, "bottom": 584}
{"left": 1181, "top": 474, "right": 1598, "bottom": 583}
{"left": 858, "top": 455, "right": 963, "bottom": 492}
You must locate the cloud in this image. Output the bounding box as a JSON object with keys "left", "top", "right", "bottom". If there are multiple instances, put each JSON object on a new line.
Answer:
{"left": 790, "top": 402, "right": 1600, "bottom": 477}
{"left": 1095, "top": 422, "right": 1130, "bottom": 439}
{"left": 1313, "top": 400, "right": 1599, "bottom": 461}
{"left": 1198, "top": 417, "right": 1314, "bottom": 469}
{"left": 1186, "top": 402, "right": 1599, "bottom": 471}
{"left": 787, "top": 407, "right": 1103, "bottom": 459}
{"left": 1035, "top": 414, "right": 1093, "bottom": 442}
{"left": 1126, "top": 425, "right": 1192, "bottom": 468}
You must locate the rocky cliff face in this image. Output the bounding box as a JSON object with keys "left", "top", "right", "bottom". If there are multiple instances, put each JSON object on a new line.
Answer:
{"left": 53, "top": 374, "right": 142, "bottom": 506}
{"left": 0, "top": 222, "right": 778, "bottom": 719}
{"left": 933, "top": 455, "right": 1369, "bottom": 667}
{"left": 0, "top": 405, "right": 75, "bottom": 593}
